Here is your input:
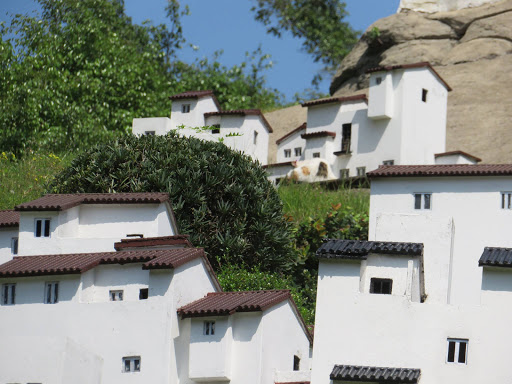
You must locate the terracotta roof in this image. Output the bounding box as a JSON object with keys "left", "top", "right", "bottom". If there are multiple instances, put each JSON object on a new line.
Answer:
{"left": 169, "top": 90, "right": 221, "bottom": 111}
{"left": 301, "top": 131, "right": 336, "bottom": 140}
{"left": 178, "top": 290, "right": 313, "bottom": 344}
{"left": 330, "top": 365, "right": 421, "bottom": 383}
{"left": 317, "top": 239, "right": 423, "bottom": 260}
{"left": 301, "top": 94, "right": 368, "bottom": 108}
{"left": 276, "top": 122, "right": 307, "bottom": 145}
{"left": 0, "top": 210, "right": 19, "bottom": 228}
{"left": 262, "top": 161, "right": 295, "bottom": 169}
{"left": 204, "top": 109, "right": 273, "bottom": 133}
{"left": 434, "top": 150, "right": 482, "bottom": 163}
{"left": 367, "top": 164, "right": 512, "bottom": 178}
{"left": 0, "top": 249, "right": 204, "bottom": 278}
{"left": 365, "top": 62, "right": 452, "bottom": 92}
{"left": 479, "top": 247, "right": 512, "bottom": 268}
{"left": 15, "top": 193, "right": 170, "bottom": 212}
{"left": 114, "top": 235, "right": 192, "bottom": 250}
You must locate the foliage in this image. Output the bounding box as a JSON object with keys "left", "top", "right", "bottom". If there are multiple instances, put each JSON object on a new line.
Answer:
{"left": 48, "top": 132, "right": 294, "bottom": 272}
{"left": 217, "top": 264, "right": 315, "bottom": 325}
{"left": 0, "top": 151, "right": 72, "bottom": 210}
{"left": 250, "top": 0, "right": 359, "bottom": 85}
{"left": 0, "top": 0, "right": 282, "bottom": 155}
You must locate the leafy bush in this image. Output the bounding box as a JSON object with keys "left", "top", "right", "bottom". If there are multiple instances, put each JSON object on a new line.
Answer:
{"left": 217, "top": 264, "right": 315, "bottom": 325}
{"left": 49, "top": 132, "right": 294, "bottom": 271}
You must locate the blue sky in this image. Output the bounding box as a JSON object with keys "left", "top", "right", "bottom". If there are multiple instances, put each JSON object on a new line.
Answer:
{"left": 1, "top": 0, "right": 399, "bottom": 100}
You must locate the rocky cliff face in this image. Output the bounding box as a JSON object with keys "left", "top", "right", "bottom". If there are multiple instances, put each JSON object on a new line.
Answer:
{"left": 330, "top": 0, "right": 512, "bottom": 163}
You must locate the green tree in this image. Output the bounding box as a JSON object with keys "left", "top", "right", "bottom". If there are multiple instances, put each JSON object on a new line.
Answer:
{"left": 250, "top": 0, "right": 359, "bottom": 85}
{"left": 0, "top": 0, "right": 282, "bottom": 155}
{"left": 49, "top": 132, "right": 294, "bottom": 272}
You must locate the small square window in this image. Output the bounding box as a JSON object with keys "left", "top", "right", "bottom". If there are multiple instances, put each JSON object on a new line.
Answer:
{"left": 376, "top": 77, "right": 382, "bottom": 85}
{"left": 253, "top": 131, "right": 258, "bottom": 145}
{"left": 11, "top": 237, "right": 18, "bottom": 255}
{"left": 357, "top": 167, "right": 366, "bottom": 177}
{"left": 383, "top": 160, "right": 394, "bottom": 166}
{"left": 139, "top": 288, "right": 149, "bottom": 300}
{"left": 182, "top": 104, "right": 191, "bottom": 113}
{"left": 340, "top": 169, "right": 349, "bottom": 179}
{"left": 284, "top": 149, "right": 291, "bottom": 158}
{"left": 2, "top": 283, "right": 15, "bottom": 305}
{"left": 294, "top": 147, "right": 302, "bottom": 157}
{"left": 414, "top": 193, "right": 432, "bottom": 210}
{"left": 422, "top": 89, "right": 428, "bottom": 103}
{"left": 45, "top": 282, "right": 59, "bottom": 304}
{"left": 144, "top": 131, "right": 155, "bottom": 136}
{"left": 211, "top": 124, "right": 220, "bottom": 134}
{"left": 110, "top": 290, "right": 124, "bottom": 301}
{"left": 203, "top": 321, "right": 215, "bottom": 335}
{"left": 501, "top": 192, "right": 512, "bottom": 209}
{"left": 447, "top": 339, "right": 468, "bottom": 364}
{"left": 35, "top": 219, "right": 51, "bottom": 238}
{"left": 313, "top": 152, "right": 320, "bottom": 158}
{"left": 123, "top": 356, "right": 141, "bottom": 372}
{"left": 370, "top": 278, "right": 393, "bottom": 294}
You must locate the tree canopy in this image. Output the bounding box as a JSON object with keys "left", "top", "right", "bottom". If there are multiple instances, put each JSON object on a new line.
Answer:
{"left": 49, "top": 132, "right": 294, "bottom": 272}
{"left": 0, "top": 0, "right": 282, "bottom": 155}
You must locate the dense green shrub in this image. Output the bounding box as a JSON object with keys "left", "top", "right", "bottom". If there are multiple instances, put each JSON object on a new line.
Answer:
{"left": 49, "top": 132, "right": 294, "bottom": 271}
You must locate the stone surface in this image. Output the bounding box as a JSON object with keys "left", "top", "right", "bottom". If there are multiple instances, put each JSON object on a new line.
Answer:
{"left": 399, "top": 0, "right": 502, "bottom": 13}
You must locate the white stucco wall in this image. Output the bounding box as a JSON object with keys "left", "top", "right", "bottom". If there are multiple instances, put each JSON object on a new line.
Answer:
{"left": 170, "top": 96, "right": 219, "bottom": 130}
{"left": 0, "top": 227, "right": 18, "bottom": 264}
{"left": 132, "top": 117, "right": 172, "bottom": 136}
{"left": 435, "top": 154, "right": 478, "bottom": 165}
{"left": 276, "top": 130, "right": 306, "bottom": 163}
{"left": 17, "top": 203, "right": 176, "bottom": 256}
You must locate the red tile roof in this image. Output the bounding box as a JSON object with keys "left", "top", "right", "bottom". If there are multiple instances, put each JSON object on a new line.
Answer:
{"left": 276, "top": 123, "right": 307, "bottom": 145}
{"left": 301, "top": 131, "right": 336, "bottom": 140}
{"left": 365, "top": 62, "right": 452, "bottom": 91}
{"left": 0, "top": 210, "right": 19, "bottom": 228}
{"left": 204, "top": 109, "right": 273, "bottom": 133}
{"left": 301, "top": 94, "right": 368, "bottom": 108}
{"left": 169, "top": 90, "right": 222, "bottom": 111}
{"left": 0, "top": 249, "right": 203, "bottom": 278}
{"left": 114, "top": 235, "right": 192, "bottom": 250}
{"left": 434, "top": 150, "right": 482, "bottom": 163}
{"left": 15, "top": 193, "right": 170, "bottom": 212}
{"left": 368, "top": 164, "right": 512, "bottom": 178}
{"left": 178, "top": 290, "right": 313, "bottom": 344}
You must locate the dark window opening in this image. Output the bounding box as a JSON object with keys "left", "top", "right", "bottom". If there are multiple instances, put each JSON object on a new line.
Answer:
{"left": 376, "top": 77, "right": 382, "bottom": 85}
{"left": 447, "top": 339, "right": 468, "bottom": 364}
{"left": 370, "top": 278, "right": 393, "bottom": 294}
{"left": 11, "top": 237, "right": 18, "bottom": 255}
{"left": 35, "top": 219, "right": 51, "bottom": 238}
{"left": 313, "top": 152, "right": 320, "bottom": 158}
{"left": 145, "top": 131, "right": 155, "bottom": 136}
{"left": 293, "top": 355, "right": 300, "bottom": 371}
{"left": 182, "top": 104, "right": 191, "bottom": 113}
{"left": 422, "top": 89, "right": 428, "bottom": 103}
{"left": 357, "top": 167, "right": 366, "bottom": 177}
{"left": 341, "top": 123, "right": 352, "bottom": 153}
{"left": 211, "top": 124, "right": 220, "bottom": 134}
{"left": 139, "top": 288, "right": 149, "bottom": 300}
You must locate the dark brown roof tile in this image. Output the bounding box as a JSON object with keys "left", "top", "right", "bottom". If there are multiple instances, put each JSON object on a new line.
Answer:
{"left": 0, "top": 210, "right": 20, "bottom": 228}
{"left": 368, "top": 164, "right": 512, "bottom": 178}
{"left": 276, "top": 122, "right": 307, "bottom": 145}
{"left": 301, "top": 94, "right": 368, "bottom": 108}
{"left": 301, "top": 131, "right": 336, "bottom": 140}
{"left": 114, "top": 235, "right": 192, "bottom": 250}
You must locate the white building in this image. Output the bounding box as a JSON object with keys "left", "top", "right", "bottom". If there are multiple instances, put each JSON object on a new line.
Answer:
{"left": 267, "top": 62, "right": 481, "bottom": 184}
{"left": 0, "top": 210, "right": 19, "bottom": 265}
{"left": 311, "top": 164, "right": 512, "bottom": 384}
{"left": 132, "top": 90, "right": 273, "bottom": 166}
{"left": 0, "top": 193, "right": 312, "bottom": 384}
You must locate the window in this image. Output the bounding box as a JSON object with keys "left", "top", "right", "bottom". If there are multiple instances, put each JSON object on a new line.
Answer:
{"left": 11, "top": 237, "right": 18, "bottom": 255}
{"left": 370, "top": 278, "right": 393, "bottom": 294}
{"left": 447, "top": 339, "right": 468, "bottom": 364}
{"left": 182, "top": 104, "right": 191, "bottom": 113}
{"left": 211, "top": 124, "right": 220, "bottom": 134}
{"left": 293, "top": 355, "right": 300, "bottom": 371}
{"left": 35, "top": 219, "right": 51, "bottom": 238}
{"left": 110, "top": 290, "right": 124, "bottom": 301}
{"left": 313, "top": 152, "right": 320, "bottom": 158}
{"left": 45, "top": 282, "right": 59, "bottom": 304}
{"left": 422, "top": 89, "right": 428, "bottom": 103}
{"left": 139, "top": 288, "right": 149, "bottom": 300}
{"left": 123, "top": 356, "right": 141, "bottom": 372}
{"left": 341, "top": 123, "right": 351, "bottom": 153}
{"left": 340, "top": 169, "right": 349, "bottom": 179}
{"left": 144, "top": 131, "right": 155, "bottom": 136}
{"left": 414, "top": 193, "right": 432, "bottom": 210}
{"left": 383, "top": 160, "right": 394, "bottom": 166}
{"left": 2, "top": 283, "right": 15, "bottom": 305}
{"left": 284, "top": 149, "right": 291, "bottom": 158}
{"left": 376, "top": 76, "right": 382, "bottom": 85}
{"left": 294, "top": 147, "right": 302, "bottom": 157}
{"left": 501, "top": 192, "right": 512, "bottom": 209}
{"left": 357, "top": 167, "right": 366, "bottom": 177}
{"left": 203, "top": 321, "right": 215, "bottom": 335}
{"left": 253, "top": 131, "right": 258, "bottom": 145}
